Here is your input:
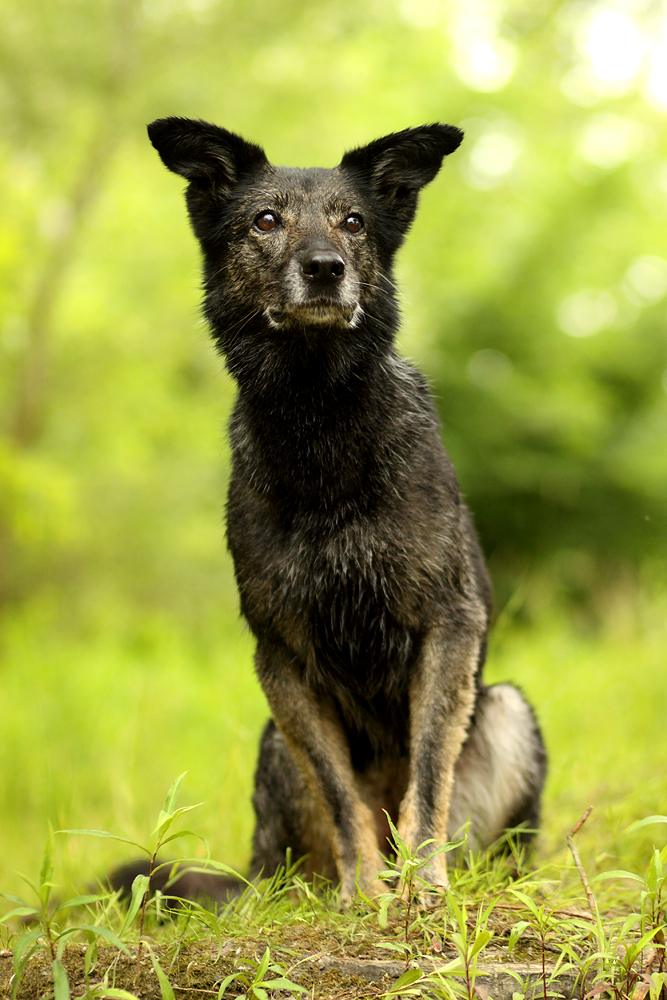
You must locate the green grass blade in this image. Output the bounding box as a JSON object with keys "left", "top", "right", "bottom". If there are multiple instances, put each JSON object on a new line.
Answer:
{"left": 52, "top": 959, "right": 71, "bottom": 1000}
{"left": 262, "top": 977, "right": 307, "bottom": 992}
{"left": 0, "top": 906, "right": 39, "bottom": 922}
{"left": 255, "top": 946, "right": 271, "bottom": 982}
{"left": 12, "top": 927, "right": 43, "bottom": 971}
{"left": 93, "top": 990, "right": 142, "bottom": 999}
{"left": 53, "top": 893, "right": 110, "bottom": 913}
{"left": 39, "top": 830, "right": 55, "bottom": 908}
{"left": 382, "top": 969, "right": 424, "bottom": 995}
{"left": 77, "top": 924, "right": 132, "bottom": 955}
{"left": 470, "top": 929, "right": 492, "bottom": 958}
{"left": 147, "top": 947, "right": 177, "bottom": 1000}
{"left": 120, "top": 874, "right": 150, "bottom": 935}
{"left": 56, "top": 830, "right": 149, "bottom": 854}
{"left": 627, "top": 816, "right": 667, "bottom": 832}
{"left": 154, "top": 773, "right": 190, "bottom": 833}
{"left": 162, "top": 772, "right": 189, "bottom": 816}
{"left": 590, "top": 869, "right": 646, "bottom": 884}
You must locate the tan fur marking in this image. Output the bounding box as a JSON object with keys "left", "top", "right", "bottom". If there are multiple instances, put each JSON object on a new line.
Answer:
{"left": 259, "top": 650, "right": 384, "bottom": 900}
{"left": 398, "top": 628, "right": 479, "bottom": 888}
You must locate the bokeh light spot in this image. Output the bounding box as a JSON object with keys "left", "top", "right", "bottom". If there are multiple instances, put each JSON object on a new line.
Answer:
{"left": 558, "top": 289, "right": 617, "bottom": 337}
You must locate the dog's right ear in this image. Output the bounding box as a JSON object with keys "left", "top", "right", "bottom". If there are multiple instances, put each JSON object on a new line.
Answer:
{"left": 147, "top": 117, "right": 268, "bottom": 193}
{"left": 339, "top": 124, "right": 463, "bottom": 239}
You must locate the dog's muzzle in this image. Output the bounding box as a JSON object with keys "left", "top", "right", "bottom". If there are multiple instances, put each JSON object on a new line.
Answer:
{"left": 265, "top": 246, "right": 361, "bottom": 329}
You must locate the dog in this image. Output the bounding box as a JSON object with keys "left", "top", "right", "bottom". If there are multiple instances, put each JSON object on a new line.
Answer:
{"left": 135, "top": 118, "right": 547, "bottom": 905}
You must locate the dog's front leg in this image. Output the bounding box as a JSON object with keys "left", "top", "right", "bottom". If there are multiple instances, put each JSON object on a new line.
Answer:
{"left": 255, "top": 639, "right": 384, "bottom": 903}
{"left": 398, "top": 624, "right": 480, "bottom": 891}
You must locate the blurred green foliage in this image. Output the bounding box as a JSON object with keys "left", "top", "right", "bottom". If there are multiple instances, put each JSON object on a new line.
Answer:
{"left": 0, "top": 0, "right": 667, "bottom": 612}
{"left": 2, "top": 0, "right": 667, "bottom": 620}
{"left": 1, "top": 0, "right": 667, "bottom": 890}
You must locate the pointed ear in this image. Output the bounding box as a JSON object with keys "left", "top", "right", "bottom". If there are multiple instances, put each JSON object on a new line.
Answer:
{"left": 147, "top": 117, "right": 268, "bottom": 192}
{"left": 339, "top": 124, "right": 463, "bottom": 232}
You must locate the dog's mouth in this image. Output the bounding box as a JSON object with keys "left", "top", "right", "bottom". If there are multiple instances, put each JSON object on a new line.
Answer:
{"left": 265, "top": 301, "right": 362, "bottom": 330}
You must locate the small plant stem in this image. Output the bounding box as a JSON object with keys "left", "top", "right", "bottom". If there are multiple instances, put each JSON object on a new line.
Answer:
{"left": 43, "top": 913, "right": 56, "bottom": 962}
{"left": 134, "top": 846, "right": 159, "bottom": 981}
{"left": 540, "top": 928, "right": 547, "bottom": 1000}
{"left": 403, "top": 877, "right": 412, "bottom": 970}
{"left": 566, "top": 806, "right": 597, "bottom": 917}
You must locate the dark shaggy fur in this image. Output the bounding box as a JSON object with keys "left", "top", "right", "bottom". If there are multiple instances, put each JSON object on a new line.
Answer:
{"left": 113, "top": 119, "right": 547, "bottom": 905}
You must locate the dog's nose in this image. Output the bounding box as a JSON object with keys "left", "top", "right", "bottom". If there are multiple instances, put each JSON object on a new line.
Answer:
{"left": 300, "top": 248, "right": 345, "bottom": 283}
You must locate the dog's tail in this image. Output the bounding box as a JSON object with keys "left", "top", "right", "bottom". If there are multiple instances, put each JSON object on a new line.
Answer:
{"left": 107, "top": 857, "right": 245, "bottom": 908}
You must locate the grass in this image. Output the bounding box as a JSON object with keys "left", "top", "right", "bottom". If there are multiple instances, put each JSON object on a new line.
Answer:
{"left": 1, "top": 791, "right": 665, "bottom": 998}
{"left": 1, "top": 581, "right": 666, "bottom": 997}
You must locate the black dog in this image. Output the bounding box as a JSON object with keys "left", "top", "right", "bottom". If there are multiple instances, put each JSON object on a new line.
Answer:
{"left": 138, "top": 118, "right": 547, "bottom": 904}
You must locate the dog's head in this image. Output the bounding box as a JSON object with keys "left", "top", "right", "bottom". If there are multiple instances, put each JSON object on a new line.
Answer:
{"left": 147, "top": 118, "right": 462, "bottom": 353}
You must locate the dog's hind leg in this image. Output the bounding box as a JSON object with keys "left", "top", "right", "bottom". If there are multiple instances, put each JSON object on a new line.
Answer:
{"left": 447, "top": 683, "right": 548, "bottom": 852}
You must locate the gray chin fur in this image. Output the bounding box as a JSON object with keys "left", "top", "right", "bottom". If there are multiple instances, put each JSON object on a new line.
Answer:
{"left": 265, "top": 303, "right": 361, "bottom": 330}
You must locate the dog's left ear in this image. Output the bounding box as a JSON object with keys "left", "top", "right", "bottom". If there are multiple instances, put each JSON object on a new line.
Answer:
{"left": 147, "top": 117, "right": 268, "bottom": 193}
{"left": 339, "top": 124, "right": 463, "bottom": 233}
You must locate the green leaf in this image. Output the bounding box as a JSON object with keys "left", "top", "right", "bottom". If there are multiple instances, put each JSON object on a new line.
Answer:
{"left": 0, "top": 892, "right": 31, "bottom": 907}
{"left": 153, "top": 804, "right": 204, "bottom": 839}
{"left": 432, "top": 958, "right": 466, "bottom": 976}
{"left": 262, "top": 977, "right": 307, "bottom": 992}
{"left": 627, "top": 816, "right": 667, "bottom": 832}
{"left": 163, "top": 772, "right": 189, "bottom": 814}
{"left": 470, "top": 929, "right": 492, "bottom": 958}
{"left": 56, "top": 929, "right": 83, "bottom": 961}
{"left": 255, "top": 946, "right": 271, "bottom": 982}
{"left": 634, "top": 926, "right": 663, "bottom": 951}
{"left": 252, "top": 988, "right": 268, "bottom": 1000}
{"left": 53, "top": 893, "right": 110, "bottom": 913}
{"left": 147, "top": 948, "right": 176, "bottom": 1000}
{"left": 508, "top": 888, "right": 540, "bottom": 918}
{"left": 52, "top": 959, "right": 71, "bottom": 1000}
{"left": 384, "top": 810, "right": 403, "bottom": 851}
{"left": 11, "top": 929, "right": 43, "bottom": 1000}
{"left": 184, "top": 860, "right": 251, "bottom": 886}
{"left": 508, "top": 920, "right": 529, "bottom": 954}
{"left": 56, "top": 830, "right": 149, "bottom": 854}
{"left": 0, "top": 906, "right": 39, "bottom": 922}
{"left": 39, "top": 831, "right": 55, "bottom": 907}
{"left": 76, "top": 924, "right": 132, "bottom": 955}
{"left": 153, "top": 772, "right": 190, "bottom": 833}
{"left": 377, "top": 893, "right": 392, "bottom": 930}
{"left": 92, "top": 990, "right": 142, "bottom": 999}
{"left": 120, "top": 874, "right": 149, "bottom": 935}
{"left": 83, "top": 935, "right": 97, "bottom": 978}
{"left": 590, "top": 869, "right": 646, "bottom": 885}
{"left": 388, "top": 969, "right": 424, "bottom": 992}
{"left": 376, "top": 941, "right": 411, "bottom": 955}
{"left": 216, "top": 972, "right": 242, "bottom": 998}
{"left": 619, "top": 912, "right": 641, "bottom": 939}
{"left": 157, "top": 827, "right": 206, "bottom": 849}
{"left": 13, "top": 927, "right": 43, "bottom": 971}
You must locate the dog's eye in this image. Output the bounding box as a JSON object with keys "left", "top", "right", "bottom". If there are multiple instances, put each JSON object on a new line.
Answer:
{"left": 344, "top": 214, "right": 364, "bottom": 234}
{"left": 254, "top": 211, "right": 279, "bottom": 232}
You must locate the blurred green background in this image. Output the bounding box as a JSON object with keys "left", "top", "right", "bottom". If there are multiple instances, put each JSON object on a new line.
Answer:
{"left": 1, "top": 0, "right": 666, "bottom": 895}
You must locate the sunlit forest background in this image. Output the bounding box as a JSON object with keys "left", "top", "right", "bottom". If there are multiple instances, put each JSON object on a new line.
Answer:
{"left": 1, "top": 0, "right": 667, "bottom": 896}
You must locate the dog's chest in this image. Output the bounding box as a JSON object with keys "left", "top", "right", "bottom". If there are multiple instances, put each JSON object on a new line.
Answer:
{"left": 306, "top": 551, "right": 420, "bottom": 702}
{"left": 231, "top": 506, "right": 433, "bottom": 693}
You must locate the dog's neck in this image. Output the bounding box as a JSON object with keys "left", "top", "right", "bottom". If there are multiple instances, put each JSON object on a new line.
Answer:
{"left": 224, "top": 314, "right": 412, "bottom": 522}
